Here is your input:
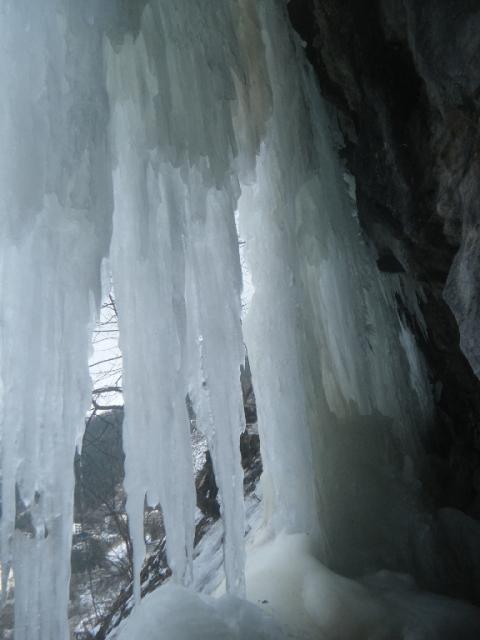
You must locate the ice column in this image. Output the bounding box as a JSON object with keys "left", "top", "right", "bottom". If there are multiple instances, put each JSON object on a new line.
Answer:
{"left": 105, "top": 0, "right": 267, "bottom": 598}
{"left": 0, "top": 2, "right": 438, "bottom": 636}
{"left": 238, "top": 1, "right": 434, "bottom": 567}
{"left": 0, "top": 2, "right": 112, "bottom": 638}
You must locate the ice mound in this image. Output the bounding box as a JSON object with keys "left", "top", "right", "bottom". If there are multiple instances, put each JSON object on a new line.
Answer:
{"left": 115, "top": 583, "right": 286, "bottom": 640}
{"left": 245, "top": 533, "right": 480, "bottom": 640}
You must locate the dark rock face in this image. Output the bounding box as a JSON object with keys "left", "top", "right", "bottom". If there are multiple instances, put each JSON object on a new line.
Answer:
{"left": 288, "top": 0, "right": 480, "bottom": 570}
{"left": 288, "top": 1, "right": 479, "bottom": 280}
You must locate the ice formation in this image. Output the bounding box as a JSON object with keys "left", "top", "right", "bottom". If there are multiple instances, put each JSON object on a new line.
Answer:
{"left": 0, "top": 2, "right": 111, "bottom": 638}
{"left": 115, "top": 583, "right": 285, "bottom": 640}
{"left": 105, "top": 2, "right": 251, "bottom": 600}
{"left": 0, "top": 1, "right": 479, "bottom": 639}
{"left": 237, "top": 2, "right": 435, "bottom": 570}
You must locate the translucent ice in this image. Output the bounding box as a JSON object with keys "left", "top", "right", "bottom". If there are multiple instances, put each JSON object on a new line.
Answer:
{"left": 237, "top": 2, "right": 435, "bottom": 572}
{"left": 1, "top": 2, "right": 476, "bottom": 639}
{"left": 104, "top": 0, "right": 262, "bottom": 599}
{"left": 0, "top": 1, "right": 113, "bottom": 637}
{"left": 115, "top": 583, "right": 286, "bottom": 640}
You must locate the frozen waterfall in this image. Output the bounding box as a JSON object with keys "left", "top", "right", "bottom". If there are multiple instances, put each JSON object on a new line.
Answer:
{"left": 1, "top": 1, "right": 479, "bottom": 639}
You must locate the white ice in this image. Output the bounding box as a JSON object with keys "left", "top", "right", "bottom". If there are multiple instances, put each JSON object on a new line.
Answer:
{"left": 0, "top": 2, "right": 112, "bottom": 637}
{"left": 1, "top": 1, "right": 479, "bottom": 639}
{"left": 244, "top": 532, "right": 480, "bottom": 640}
{"left": 105, "top": 1, "right": 251, "bottom": 600}
{"left": 113, "top": 583, "right": 285, "bottom": 640}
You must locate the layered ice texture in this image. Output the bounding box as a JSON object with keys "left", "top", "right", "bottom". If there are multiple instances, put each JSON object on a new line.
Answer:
{"left": 0, "top": 1, "right": 479, "bottom": 639}
{"left": 0, "top": 2, "right": 112, "bottom": 638}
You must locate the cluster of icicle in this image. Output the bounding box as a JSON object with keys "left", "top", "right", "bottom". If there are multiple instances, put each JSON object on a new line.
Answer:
{"left": 0, "top": 1, "right": 434, "bottom": 638}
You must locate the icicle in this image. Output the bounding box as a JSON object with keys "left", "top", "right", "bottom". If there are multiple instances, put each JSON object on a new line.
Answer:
{"left": 238, "top": 1, "right": 434, "bottom": 570}
{"left": 104, "top": 0, "right": 265, "bottom": 598}
{"left": 183, "top": 174, "right": 247, "bottom": 596}
{"left": 0, "top": 1, "right": 112, "bottom": 637}
{"left": 0, "top": 1, "right": 441, "bottom": 637}
{"left": 105, "top": 27, "right": 196, "bottom": 603}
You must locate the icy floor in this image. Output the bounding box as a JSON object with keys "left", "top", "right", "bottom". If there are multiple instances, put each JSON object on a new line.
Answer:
{"left": 244, "top": 532, "right": 480, "bottom": 639}
{"left": 115, "top": 583, "right": 285, "bottom": 640}
{"left": 110, "top": 521, "right": 480, "bottom": 640}
{"left": 99, "top": 460, "right": 480, "bottom": 640}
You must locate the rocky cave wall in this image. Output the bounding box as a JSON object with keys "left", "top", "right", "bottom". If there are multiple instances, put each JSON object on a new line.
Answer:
{"left": 288, "top": 0, "right": 480, "bottom": 519}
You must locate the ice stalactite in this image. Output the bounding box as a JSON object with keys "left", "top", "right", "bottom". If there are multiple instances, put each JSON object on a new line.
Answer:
{"left": 238, "top": 1, "right": 435, "bottom": 574}
{"left": 1, "top": 0, "right": 464, "bottom": 638}
{"left": 104, "top": 0, "right": 268, "bottom": 599}
{"left": 0, "top": 1, "right": 112, "bottom": 638}
{"left": 105, "top": 32, "right": 196, "bottom": 603}
{"left": 105, "top": 0, "right": 435, "bottom": 598}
